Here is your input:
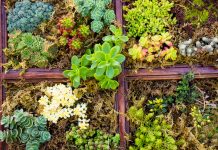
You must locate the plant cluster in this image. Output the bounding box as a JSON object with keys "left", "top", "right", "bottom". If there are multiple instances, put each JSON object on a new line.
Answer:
{"left": 38, "top": 84, "right": 89, "bottom": 129}
{"left": 147, "top": 98, "right": 168, "bottom": 114}
{"left": 73, "top": 0, "right": 115, "bottom": 33}
{"left": 179, "top": 37, "right": 218, "bottom": 56}
{"left": 175, "top": 72, "right": 200, "bottom": 104}
{"left": 190, "top": 106, "right": 210, "bottom": 128}
{"left": 184, "top": 0, "right": 217, "bottom": 27}
{"left": 63, "top": 25, "right": 128, "bottom": 90}
{"left": 128, "top": 106, "right": 177, "bottom": 150}
{"left": 66, "top": 126, "right": 120, "bottom": 150}
{"left": 7, "top": 0, "right": 53, "bottom": 32}
{"left": 0, "top": 109, "right": 51, "bottom": 150}
{"left": 123, "top": 0, "right": 176, "bottom": 37}
{"left": 57, "top": 15, "right": 91, "bottom": 51}
{"left": 128, "top": 32, "right": 177, "bottom": 62}
{"left": 4, "top": 31, "right": 58, "bottom": 69}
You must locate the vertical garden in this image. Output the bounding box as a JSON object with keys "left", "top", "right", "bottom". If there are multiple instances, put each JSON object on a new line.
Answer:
{"left": 0, "top": 0, "right": 217, "bottom": 150}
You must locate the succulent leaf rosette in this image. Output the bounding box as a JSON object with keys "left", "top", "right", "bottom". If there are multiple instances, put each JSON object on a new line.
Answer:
{"left": 38, "top": 84, "right": 89, "bottom": 129}
{"left": 128, "top": 32, "right": 177, "bottom": 63}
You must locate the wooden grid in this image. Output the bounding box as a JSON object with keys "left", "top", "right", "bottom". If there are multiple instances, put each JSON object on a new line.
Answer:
{"left": 0, "top": 0, "right": 218, "bottom": 150}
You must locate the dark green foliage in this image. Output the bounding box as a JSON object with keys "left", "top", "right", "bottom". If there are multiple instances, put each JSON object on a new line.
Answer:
{"left": 4, "top": 31, "right": 58, "bottom": 69}
{"left": 176, "top": 72, "right": 200, "bottom": 104}
{"left": 66, "top": 126, "right": 120, "bottom": 150}
{"left": 7, "top": 0, "right": 53, "bottom": 32}
{"left": 0, "top": 109, "right": 51, "bottom": 150}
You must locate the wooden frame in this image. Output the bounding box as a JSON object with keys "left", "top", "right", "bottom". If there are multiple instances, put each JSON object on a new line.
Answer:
{"left": 0, "top": 0, "right": 218, "bottom": 150}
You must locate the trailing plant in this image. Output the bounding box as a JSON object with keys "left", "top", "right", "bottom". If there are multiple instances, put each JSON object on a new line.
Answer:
{"left": 66, "top": 126, "right": 120, "bottom": 150}
{"left": 128, "top": 32, "right": 177, "bottom": 62}
{"left": 3, "top": 31, "right": 58, "bottom": 70}
{"left": 190, "top": 106, "right": 210, "bottom": 128}
{"left": 175, "top": 72, "right": 200, "bottom": 104}
{"left": 179, "top": 37, "right": 218, "bottom": 56}
{"left": 128, "top": 106, "right": 177, "bottom": 150}
{"left": 7, "top": 0, "right": 53, "bottom": 32}
{"left": 57, "top": 15, "right": 91, "bottom": 52}
{"left": 38, "top": 84, "right": 89, "bottom": 129}
{"left": 73, "top": 0, "right": 115, "bottom": 33}
{"left": 103, "top": 25, "right": 129, "bottom": 47}
{"left": 123, "top": 0, "right": 176, "bottom": 37}
{"left": 63, "top": 27, "right": 128, "bottom": 90}
{"left": 0, "top": 109, "right": 51, "bottom": 150}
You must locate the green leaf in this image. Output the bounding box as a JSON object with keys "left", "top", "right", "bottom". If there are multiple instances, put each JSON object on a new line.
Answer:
{"left": 71, "top": 56, "right": 80, "bottom": 66}
{"left": 121, "top": 36, "right": 129, "bottom": 42}
{"left": 94, "top": 51, "right": 105, "bottom": 61}
{"left": 102, "top": 42, "right": 111, "bottom": 54}
{"left": 102, "top": 35, "right": 112, "bottom": 42}
{"left": 73, "top": 77, "right": 80, "bottom": 88}
{"left": 114, "top": 54, "right": 125, "bottom": 63}
{"left": 80, "top": 67, "right": 88, "bottom": 80}
{"left": 98, "top": 61, "right": 107, "bottom": 68}
{"left": 96, "top": 67, "right": 106, "bottom": 77}
{"left": 106, "top": 66, "right": 114, "bottom": 78}
{"left": 94, "top": 44, "right": 102, "bottom": 52}
{"left": 109, "top": 25, "right": 117, "bottom": 34}
{"left": 109, "top": 80, "right": 119, "bottom": 90}
{"left": 91, "top": 61, "right": 98, "bottom": 69}
{"left": 81, "top": 54, "right": 90, "bottom": 66}
{"left": 110, "top": 46, "right": 120, "bottom": 57}
{"left": 63, "top": 70, "right": 72, "bottom": 77}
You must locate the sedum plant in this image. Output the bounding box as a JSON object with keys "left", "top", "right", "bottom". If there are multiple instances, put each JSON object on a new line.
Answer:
{"left": 64, "top": 25, "right": 128, "bottom": 90}
{"left": 190, "top": 106, "right": 210, "bottom": 128}
{"left": 66, "top": 126, "right": 120, "bottom": 150}
{"left": 7, "top": 0, "right": 53, "bottom": 32}
{"left": 0, "top": 109, "right": 51, "bottom": 150}
{"left": 57, "top": 15, "right": 91, "bottom": 52}
{"left": 128, "top": 106, "right": 177, "bottom": 150}
{"left": 123, "top": 0, "right": 176, "bottom": 37}
{"left": 128, "top": 32, "right": 177, "bottom": 63}
{"left": 4, "top": 31, "right": 58, "bottom": 70}
{"left": 176, "top": 72, "right": 200, "bottom": 104}
{"left": 38, "top": 84, "right": 89, "bottom": 129}
{"left": 73, "top": 0, "right": 115, "bottom": 33}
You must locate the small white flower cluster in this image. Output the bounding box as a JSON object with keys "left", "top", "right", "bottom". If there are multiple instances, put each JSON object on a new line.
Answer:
{"left": 38, "top": 84, "right": 89, "bottom": 129}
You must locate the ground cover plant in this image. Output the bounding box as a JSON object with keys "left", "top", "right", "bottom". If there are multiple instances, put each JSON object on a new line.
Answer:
{"left": 1, "top": 80, "right": 119, "bottom": 150}
{"left": 127, "top": 73, "right": 218, "bottom": 149}
{"left": 3, "top": 0, "right": 116, "bottom": 71}
{"left": 123, "top": 0, "right": 218, "bottom": 69}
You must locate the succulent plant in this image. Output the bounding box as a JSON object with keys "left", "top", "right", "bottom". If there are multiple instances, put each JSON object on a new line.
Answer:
{"left": 0, "top": 109, "right": 51, "bottom": 150}
{"left": 4, "top": 31, "right": 58, "bottom": 69}
{"left": 66, "top": 126, "right": 120, "bottom": 150}
{"left": 128, "top": 32, "right": 177, "bottom": 62}
{"left": 179, "top": 37, "right": 218, "bottom": 56}
{"left": 68, "top": 38, "right": 83, "bottom": 50}
{"left": 74, "top": 0, "right": 115, "bottom": 33}
{"left": 7, "top": 0, "right": 53, "bottom": 32}
{"left": 78, "top": 25, "right": 91, "bottom": 38}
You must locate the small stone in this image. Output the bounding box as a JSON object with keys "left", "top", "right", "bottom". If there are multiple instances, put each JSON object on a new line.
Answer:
{"left": 183, "top": 39, "right": 192, "bottom": 45}
{"left": 203, "top": 45, "right": 213, "bottom": 52}
{"left": 196, "top": 41, "right": 202, "bottom": 48}
{"left": 202, "top": 37, "right": 211, "bottom": 43}
{"left": 178, "top": 44, "right": 187, "bottom": 50}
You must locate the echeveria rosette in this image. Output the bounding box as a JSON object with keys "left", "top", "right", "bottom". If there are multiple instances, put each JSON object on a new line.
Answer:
{"left": 91, "top": 8, "right": 104, "bottom": 21}
{"left": 0, "top": 109, "right": 51, "bottom": 150}
{"left": 91, "top": 21, "right": 104, "bottom": 33}
{"left": 103, "top": 10, "right": 115, "bottom": 25}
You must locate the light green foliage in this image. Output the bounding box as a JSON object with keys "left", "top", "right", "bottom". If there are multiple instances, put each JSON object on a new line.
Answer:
{"left": 66, "top": 126, "right": 120, "bottom": 150}
{"left": 0, "top": 109, "right": 51, "bottom": 150}
{"left": 69, "top": 38, "right": 83, "bottom": 50}
{"left": 7, "top": 0, "right": 53, "bottom": 32}
{"left": 4, "top": 31, "right": 58, "bottom": 69}
{"left": 190, "top": 106, "right": 210, "bottom": 128}
{"left": 176, "top": 72, "right": 200, "bottom": 104}
{"left": 147, "top": 98, "right": 168, "bottom": 114}
{"left": 79, "top": 25, "right": 91, "bottom": 37}
{"left": 63, "top": 26, "right": 128, "bottom": 90}
{"left": 128, "top": 106, "right": 177, "bottom": 150}
{"left": 73, "top": 0, "right": 115, "bottom": 33}
{"left": 128, "top": 32, "right": 177, "bottom": 62}
{"left": 103, "top": 25, "right": 129, "bottom": 47}
{"left": 124, "top": 0, "right": 176, "bottom": 37}
{"left": 184, "top": 0, "right": 216, "bottom": 26}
